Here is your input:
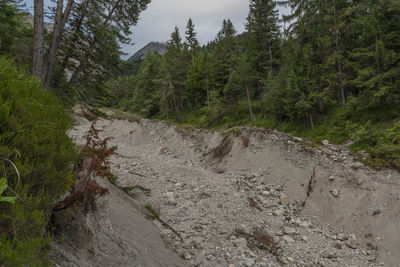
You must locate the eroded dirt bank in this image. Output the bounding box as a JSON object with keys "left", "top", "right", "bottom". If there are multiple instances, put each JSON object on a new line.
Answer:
{"left": 54, "top": 114, "right": 400, "bottom": 266}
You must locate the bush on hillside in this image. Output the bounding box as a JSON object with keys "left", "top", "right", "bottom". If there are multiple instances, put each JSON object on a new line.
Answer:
{"left": 0, "top": 57, "right": 77, "bottom": 266}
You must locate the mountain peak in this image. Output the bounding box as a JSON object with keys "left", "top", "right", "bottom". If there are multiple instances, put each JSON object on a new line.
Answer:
{"left": 127, "top": 42, "right": 167, "bottom": 62}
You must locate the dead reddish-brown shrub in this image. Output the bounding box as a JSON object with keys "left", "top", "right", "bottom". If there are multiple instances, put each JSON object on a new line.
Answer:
{"left": 241, "top": 136, "right": 250, "bottom": 147}
{"left": 83, "top": 120, "right": 117, "bottom": 179}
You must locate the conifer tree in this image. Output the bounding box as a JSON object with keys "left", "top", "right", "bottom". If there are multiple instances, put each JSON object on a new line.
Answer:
{"left": 162, "top": 26, "right": 189, "bottom": 120}
{"left": 245, "top": 0, "right": 280, "bottom": 79}
{"left": 185, "top": 18, "right": 199, "bottom": 55}
{"left": 211, "top": 19, "right": 238, "bottom": 94}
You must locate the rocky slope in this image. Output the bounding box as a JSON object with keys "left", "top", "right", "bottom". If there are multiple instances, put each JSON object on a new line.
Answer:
{"left": 127, "top": 42, "right": 168, "bottom": 62}
{"left": 55, "top": 113, "right": 400, "bottom": 266}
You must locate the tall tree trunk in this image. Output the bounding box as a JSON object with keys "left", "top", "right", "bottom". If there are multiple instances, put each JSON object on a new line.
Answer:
{"left": 308, "top": 111, "right": 314, "bottom": 129}
{"left": 42, "top": 0, "right": 74, "bottom": 89}
{"left": 334, "top": 5, "right": 345, "bottom": 106}
{"left": 245, "top": 81, "right": 255, "bottom": 121}
{"left": 168, "top": 72, "right": 181, "bottom": 121}
{"left": 206, "top": 63, "right": 210, "bottom": 109}
{"left": 268, "top": 44, "right": 273, "bottom": 76}
{"left": 32, "top": 0, "right": 44, "bottom": 80}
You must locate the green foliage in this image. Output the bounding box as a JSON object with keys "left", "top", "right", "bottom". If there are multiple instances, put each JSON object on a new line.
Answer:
{"left": 0, "top": 58, "right": 77, "bottom": 265}
{"left": 145, "top": 203, "right": 159, "bottom": 219}
{"left": 0, "top": 178, "right": 15, "bottom": 203}
{"left": 0, "top": 0, "right": 33, "bottom": 69}
{"left": 109, "top": 1, "right": 399, "bottom": 169}
{"left": 0, "top": 0, "right": 24, "bottom": 55}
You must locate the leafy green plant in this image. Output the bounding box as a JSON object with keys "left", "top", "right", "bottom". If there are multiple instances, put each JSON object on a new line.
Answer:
{"left": 0, "top": 178, "right": 16, "bottom": 203}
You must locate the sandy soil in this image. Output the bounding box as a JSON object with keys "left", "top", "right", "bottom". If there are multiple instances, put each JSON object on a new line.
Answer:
{"left": 54, "top": 114, "right": 400, "bottom": 267}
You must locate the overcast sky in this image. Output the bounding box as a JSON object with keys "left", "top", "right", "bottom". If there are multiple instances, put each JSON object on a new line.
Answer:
{"left": 122, "top": 0, "right": 250, "bottom": 58}
{"left": 24, "top": 0, "right": 288, "bottom": 59}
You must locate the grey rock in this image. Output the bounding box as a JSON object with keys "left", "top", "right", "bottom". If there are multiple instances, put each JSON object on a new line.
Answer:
{"left": 336, "top": 233, "right": 347, "bottom": 241}
{"left": 233, "top": 238, "right": 248, "bottom": 249}
{"left": 194, "top": 239, "right": 203, "bottom": 249}
{"left": 330, "top": 189, "right": 339, "bottom": 198}
{"left": 273, "top": 209, "right": 284, "bottom": 217}
{"left": 206, "top": 254, "right": 216, "bottom": 261}
{"left": 280, "top": 194, "right": 289, "bottom": 205}
{"left": 282, "top": 235, "right": 295, "bottom": 243}
{"left": 351, "top": 162, "right": 364, "bottom": 169}
{"left": 346, "top": 238, "right": 358, "bottom": 249}
{"left": 166, "top": 198, "right": 177, "bottom": 206}
{"left": 163, "top": 192, "right": 174, "bottom": 199}
{"left": 300, "top": 221, "right": 311, "bottom": 229}
{"left": 321, "top": 250, "right": 338, "bottom": 259}
{"left": 283, "top": 226, "right": 297, "bottom": 236}
{"left": 333, "top": 241, "right": 343, "bottom": 249}
{"left": 243, "top": 258, "right": 255, "bottom": 267}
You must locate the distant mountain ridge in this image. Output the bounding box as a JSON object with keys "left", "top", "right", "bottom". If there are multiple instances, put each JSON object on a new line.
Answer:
{"left": 127, "top": 42, "right": 167, "bottom": 62}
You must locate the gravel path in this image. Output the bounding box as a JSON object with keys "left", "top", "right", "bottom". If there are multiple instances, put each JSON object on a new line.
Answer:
{"left": 64, "top": 115, "right": 400, "bottom": 267}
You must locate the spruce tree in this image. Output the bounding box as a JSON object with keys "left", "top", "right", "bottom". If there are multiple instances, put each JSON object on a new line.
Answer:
{"left": 162, "top": 26, "right": 189, "bottom": 120}
{"left": 245, "top": 0, "right": 280, "bottom": 78}
{"left": 211, "top": 19, "right": 238, "bottom": 94}
{"left": 185, "top": 18, "right": 199, "bottom": 54}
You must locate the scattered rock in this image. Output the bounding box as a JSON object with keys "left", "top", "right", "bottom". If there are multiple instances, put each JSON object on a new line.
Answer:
{"left": 300, "top": 221, "right": 311, "bottom": 229}
{"left": 283, "top": 226, "right": 297, "bottom": 236}
{"left": 194, "top": 239, "right": 203, "bottom": 249}
{"left": 333, "top": 241, "right": 343, "bottom": 249}
{"left": 346, "top": 237, "right": 358, "bottom": 249}
{"left": 233, "top": 238, "right": 248, "bottom": 249}
{"left": 166, "top": 198, "right": 177, "bottom": 206}
{"left": 330, "top": 189, "right": 339, "bottom": 198}
{"left": 282, "top": 235, "right": 295, "bottom": 243}
{"left": 372, "top": 210, "right": 382, "bottom": 216}
{"left": 321, "top": 250, "right": 338, "bottom": 259}
{"left": 351, "top": 162, "right": 364, "bottom": 169}
{"left": 336, "top": 233, "right": 347, "bottom": 241}
{"left": 273, "top": 209, "right": 284, "bottom": 217}
{"left": 329, "top": 176, "right": 335, "bottom": 182}
{"left": 280, "top": 194, "right": 289, "bottom": 205}
{"left": 206, "top": 254, "right": 216, "bottom": 261}
{"left": 243, "top": 258, "right": 255, "bottom": 267}
{"left": 163, "top": 192, "right": 174, "bottom": 199}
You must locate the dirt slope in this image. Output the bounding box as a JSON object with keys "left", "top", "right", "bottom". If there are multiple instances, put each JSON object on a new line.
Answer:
{"left": 56, "top": 114, "right": 400, "bottom": 267}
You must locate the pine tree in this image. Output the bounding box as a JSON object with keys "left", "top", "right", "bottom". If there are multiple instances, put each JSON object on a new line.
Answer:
{"left": 211, "top": 19, "right": 238, "bottom": 94}
{"left": 131, "top": 52, "right": 163, "bottom": 116}
{"left": 245, "top": 0, "right": 280, "bottom": 79}
{"left": 184, "top": 53, "right": 207, "bottom": 110}
{"left": 185, "top": 18, "right": 199, "bottom": 57}
{"left": 348, "top": 0, "right": 400, "bottom": 109}
{"left": 162, "top": 26, "right": 189, "bottom": 120}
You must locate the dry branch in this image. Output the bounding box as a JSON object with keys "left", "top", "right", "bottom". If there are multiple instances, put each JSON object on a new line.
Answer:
{"left": 54, "top": 157, "right": 94, "bottom": 212}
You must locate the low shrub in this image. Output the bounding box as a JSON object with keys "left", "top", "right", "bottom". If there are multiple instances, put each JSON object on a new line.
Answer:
{"left": 0, "top": 57, "right": 77, "bottom": 266}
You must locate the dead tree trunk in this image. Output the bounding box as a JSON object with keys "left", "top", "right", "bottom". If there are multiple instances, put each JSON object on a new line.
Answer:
{"left": 54, "top": 157, "right": 93, "bottom": 212}
{"left": 308, "top": 111, "right": 314, "bottom": 129}
{"left": 42, "top": 0, "right": 74, "bottom": 89}
{"left": 334, "top": 5, "right": 345, "bottom": 106}
{"left": 245, "top": 81, "right": 256, "bottom": 121}
{"left": 168, "top": 72, "right": 181, "bottom": 121}
{"left": 32, "top": 0, "right": 44, "bottom": 80}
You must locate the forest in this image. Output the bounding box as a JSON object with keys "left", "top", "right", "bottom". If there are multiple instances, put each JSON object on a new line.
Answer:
{"left": 110, "top": 0, "right": 400, "bottom": 170}
{"left": 0, "top": 0, "right": 399, "bottom": 265}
